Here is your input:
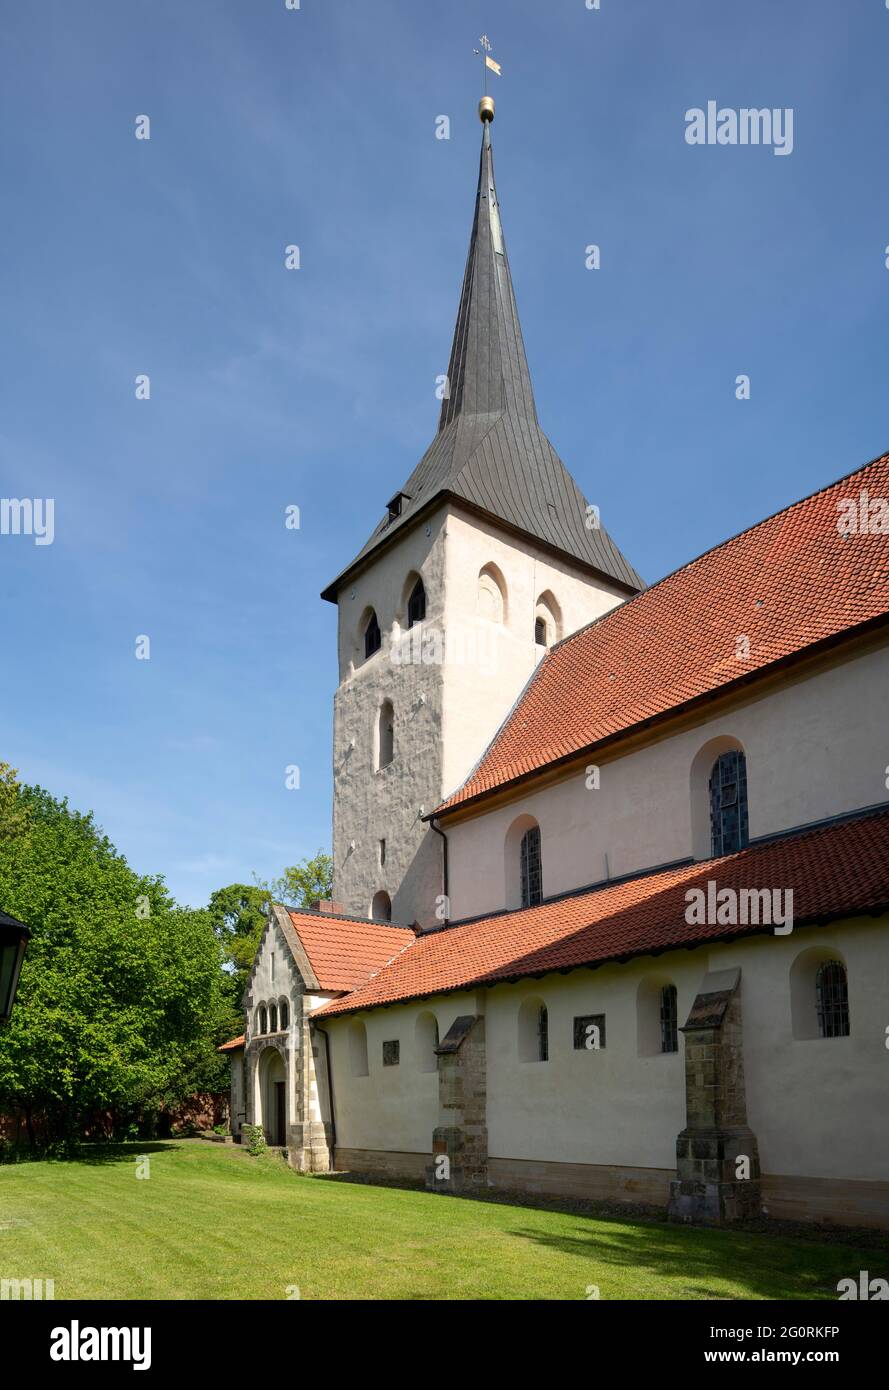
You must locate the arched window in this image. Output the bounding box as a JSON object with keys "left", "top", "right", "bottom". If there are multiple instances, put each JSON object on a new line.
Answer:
{"left": 534, "top": 591, "right": 562, "bottom": 648}
{"left": 660, "top": 984, "right": 678, "bottom": 1054}
{"left": 371, "top": 890, "right": 391, "bottom": 922}
{"left": 376, "top": 700, "right": 394, "bottom": 769}
{"left": 349, "top": 1020, "right": 369, "bottom": 1077}
{"left": 279, "top": 999, "right": 289, "bottom": 1031}
{"left": 520, "top": 825, "right": 543, "bottom": 908}
{"left": 407, "top": 577, "right": 426, "bottom": 628}
{"left": 269, "top": 1003, "right": 278, "bottom": 1033}
{"left": 709, "top": 749, "right": 749, "bottom": 856}
{"left": 537, "top": 1005, "right": 549, "bottom": 1062}
{"left": 258, "top": 1005, "right": 267, "bottom": 1035}
{"left": 415, "top": 1011, "right": 439, "bottom": 1072}
{"left": 477, "top": 563, "right": 507, "bottom": 624}
{"left": 364, "top": 610, "right": 381, "bottom": 659}
{"left": 816, "top": 961, "right": 850, "bottom": 1038}
{"left": 518, "top": 997, "right": 548, "bottom": 1062}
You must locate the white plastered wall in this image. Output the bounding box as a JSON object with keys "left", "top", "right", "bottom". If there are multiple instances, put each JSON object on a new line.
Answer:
{"left": 445, "top": 641, "right": 889, "bottom": 920}
{"left": 319, "top": 917, "right": 889, "bottom": 1183}
{"left": 331, "top": 499, "right": 630, "bottom": 926}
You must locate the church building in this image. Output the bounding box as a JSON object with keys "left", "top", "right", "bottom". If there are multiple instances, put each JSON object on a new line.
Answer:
{"left": 222, "top": 99, "right": 889, "bottom": 1229}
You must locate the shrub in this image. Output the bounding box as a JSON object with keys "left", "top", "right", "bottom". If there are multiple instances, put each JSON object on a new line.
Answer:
{"left": 243, "top": 1124, "right": 266, "bottom": 1157}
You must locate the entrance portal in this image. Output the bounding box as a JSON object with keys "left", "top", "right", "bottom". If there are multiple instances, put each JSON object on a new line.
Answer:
{"left": 257, "top": 1047, "right": 287, "bottom": 1147}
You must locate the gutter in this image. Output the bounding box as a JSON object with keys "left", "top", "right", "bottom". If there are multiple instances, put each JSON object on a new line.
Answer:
{"left": 429, "top": 815, "right": 449, "bottom": 925}
{"left": 311, "top": 1023, "right": 337, "bottom": 1162}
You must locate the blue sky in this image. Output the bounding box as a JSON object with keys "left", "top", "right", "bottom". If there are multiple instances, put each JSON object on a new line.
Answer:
{"left": 1, "top": 0, "right": 887, "bottom": 908}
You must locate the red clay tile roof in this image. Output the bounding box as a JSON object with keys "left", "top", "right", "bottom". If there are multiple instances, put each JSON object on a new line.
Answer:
{"left": 218, "top": 1035, "right": 245, "bottom": 1052}
{"left": 436, "top": 452, "right": 889, "bottom": 815}
{"left": 287, "top": 909, "right": 415, "bottom": 993}
{"left": 312, "top": 808, "right": 889, "bottom": 1017}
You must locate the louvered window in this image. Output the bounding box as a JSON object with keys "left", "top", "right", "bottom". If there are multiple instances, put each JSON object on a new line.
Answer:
{"left": 364, "top": 611, "right": 381, "bottom": 659}
{"left": 407, "top": 578, "right": 426, "bottom": 628}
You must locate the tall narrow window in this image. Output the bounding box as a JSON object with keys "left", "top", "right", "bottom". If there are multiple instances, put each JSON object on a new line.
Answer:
{"left": 269, "top": 1003, "right": 278, "bottom": 1033}
{"left": 709, "top": 749, "right": 749, "bottom": 856}
{"left": 407, "top": 577, "right": 426, "bottom": 628}
{"left": 537, "top": 1005, "right": 549, "bottom": 1062}
{"left": 364, "top": 610, "right": 381, "bottom": 659}
{"left": 816, "top": 961, "right": 849, "bottom": 1038}
{"left": 534, "top": 617, "right": 547, "bottom": 646}
{"left": 258, "top": 1005, "right": 267, "bottom": 1035}
{"left": 377, "top": 700, "right": 394, "bottom": 769}
{"left": 279, "top": 999, "right": 289, "bottom": 1031}
{"left": 660, "top": 985, "right": 678, "bottom": 1054}
{"left": 520, "top": 825, "right": 542, "bottom": 907}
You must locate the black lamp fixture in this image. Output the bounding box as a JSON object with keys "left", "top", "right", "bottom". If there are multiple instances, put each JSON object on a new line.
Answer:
{"left": 0, "top": 910, "right": 29, "bottom": 1023}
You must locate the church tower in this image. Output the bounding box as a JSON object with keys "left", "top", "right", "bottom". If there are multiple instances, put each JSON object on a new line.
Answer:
{"left": 322, "top": 99, "right": 642, "bottom": 928}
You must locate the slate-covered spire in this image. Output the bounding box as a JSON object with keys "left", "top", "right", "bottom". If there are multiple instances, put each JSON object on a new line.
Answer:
{"left": 438, "top": 110, "right": 536, "bottom": 429}
{"left": 322, "top": 99, "right": 643, "bottom": 602}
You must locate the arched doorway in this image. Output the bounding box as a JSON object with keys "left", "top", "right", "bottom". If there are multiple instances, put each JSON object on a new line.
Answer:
{"left": 258, "top": 1047, "right": 287, "bottom": 1146}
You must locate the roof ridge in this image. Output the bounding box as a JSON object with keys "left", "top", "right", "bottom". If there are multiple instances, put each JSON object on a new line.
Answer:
{"left": 282, "top": 903, "right": 415, "bottom": 932}
{"left": 549, "top": 446, "right": 889, "bottom": 657}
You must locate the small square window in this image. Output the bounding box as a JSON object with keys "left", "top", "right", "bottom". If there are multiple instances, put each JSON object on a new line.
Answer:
{"left": 573, "top": 1014, "right": 606, "bottom": 1051}
{"left": 382, "top": 1040, "right": 400, "bottom": 1067}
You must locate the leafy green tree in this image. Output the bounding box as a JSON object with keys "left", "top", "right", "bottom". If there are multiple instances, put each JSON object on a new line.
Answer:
{"left": 0, "top": 761, "right": 31, "bottom": 844}
{"left": 207, "top": 883, "right": 270, "bottom": 1013}
{"left": 271, "top": 850, "right": 333, "bottom": 910}
{"left": 0, "top": 781, "right": 229, "bottom": 1146}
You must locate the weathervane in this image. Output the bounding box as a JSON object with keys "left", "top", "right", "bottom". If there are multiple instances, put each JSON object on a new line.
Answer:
{"left": 473, "top": 34, "right": 501, "bottom": 122}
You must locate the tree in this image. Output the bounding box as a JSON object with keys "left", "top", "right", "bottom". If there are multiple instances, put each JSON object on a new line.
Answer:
{"left": 207, "top": 883, "right": 270, "bottom": 1012}
{"left": 209, "top": 853, "right": 334, "bottom": 1020}
{"left": 0, "top": 780, "right": 229, "bottom": 1145}
{"left": 0, "top": 761, "right": 31, "bottom": 845}
{"left": 271, "top": 850, "right": 333, "bottom": 910}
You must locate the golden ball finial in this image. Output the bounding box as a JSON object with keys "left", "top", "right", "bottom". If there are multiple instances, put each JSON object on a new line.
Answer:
{"left": 478, "top": 96, "right": 495, "bottom": 123}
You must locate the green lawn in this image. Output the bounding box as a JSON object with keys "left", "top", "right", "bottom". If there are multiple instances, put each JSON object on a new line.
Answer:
{"left": 1, "top": 1141, "right": 885, "bottom": 1300}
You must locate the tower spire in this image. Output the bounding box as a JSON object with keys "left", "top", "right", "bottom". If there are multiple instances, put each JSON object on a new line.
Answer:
{"left": 438, "top": 97, "right": 537, "bottom": 431}
{"left": 321, "top": 100, "right": 643, "bottom": 603}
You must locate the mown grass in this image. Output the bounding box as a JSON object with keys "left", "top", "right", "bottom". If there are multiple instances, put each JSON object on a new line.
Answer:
{"left": 0, "top": 1141, "right": 885, "bottom": 1300}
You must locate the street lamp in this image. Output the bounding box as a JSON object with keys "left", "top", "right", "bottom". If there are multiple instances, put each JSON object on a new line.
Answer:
{"left": 0, "top": 910, "right": 29, "bottom": 1023}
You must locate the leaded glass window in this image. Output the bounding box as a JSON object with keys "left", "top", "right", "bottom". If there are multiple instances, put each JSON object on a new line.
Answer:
{"left": 660, "top": 985, "right": 678, "bottom": 1054}
{"left": 709, "top": 750, "right": 749, "bottom": 856}
{"left": 520, "top": 826, "right": 542, "bottom": 908}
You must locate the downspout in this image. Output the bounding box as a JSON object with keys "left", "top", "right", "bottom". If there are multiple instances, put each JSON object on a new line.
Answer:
{"left": 430, "top": 815, "right": 449, "bottom": 925}
{"left": 311, "top": 1023, "right": 337, "bottom": 1163}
